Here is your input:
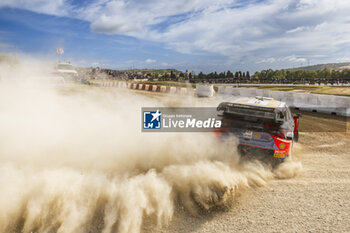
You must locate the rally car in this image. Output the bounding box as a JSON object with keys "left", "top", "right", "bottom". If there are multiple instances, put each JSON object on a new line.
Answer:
{"left": 53, "top": 62, "right": 79, "bottom": 82}
{"left": 216, "top": 97, "right": 301, "bottom": 164}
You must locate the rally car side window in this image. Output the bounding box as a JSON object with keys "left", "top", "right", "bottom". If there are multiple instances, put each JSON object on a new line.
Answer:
{"left": 285, "top": 106, "right": 293, "bottom": 121}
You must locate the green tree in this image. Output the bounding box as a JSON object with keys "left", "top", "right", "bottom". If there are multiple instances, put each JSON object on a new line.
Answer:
{"left": 227, "top": 70, "right": 234, "bottom": 78}
{"left": 198, "top": 72, "right": 205, "bottom": 79}
{"left": 170, "top": 71, "right": 176, "bottom": 80}
{"left": 253, "top": 71, "right": 261, "bottom": 80}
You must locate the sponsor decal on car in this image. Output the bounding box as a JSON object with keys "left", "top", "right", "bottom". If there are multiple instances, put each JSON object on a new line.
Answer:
{"left": 273, "top": 153, "right": 286, "bottom": 159}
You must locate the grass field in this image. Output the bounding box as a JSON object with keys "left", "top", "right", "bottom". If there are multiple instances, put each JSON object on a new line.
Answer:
{"left": 241, "top": 85, "right": 350, "bottom": 96}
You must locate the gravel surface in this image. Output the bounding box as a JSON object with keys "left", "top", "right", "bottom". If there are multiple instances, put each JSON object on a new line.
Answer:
{"left": 2, "top": 86, "right": 349, "bottom": 233}
{"left": 144, "top": 112, "right": 350, "bottom": 233}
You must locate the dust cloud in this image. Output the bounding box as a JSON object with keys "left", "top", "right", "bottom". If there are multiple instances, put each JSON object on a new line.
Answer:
{"left": 0, "top": 60, "right": 302, "bottom": 233}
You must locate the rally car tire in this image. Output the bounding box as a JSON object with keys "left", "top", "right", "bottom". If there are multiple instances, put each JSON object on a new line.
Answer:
{"left": 294, "top": 129, "right": 299, "bottom": 142}
{"left": 271, "top": 158, "right": 284, "bottom": 168}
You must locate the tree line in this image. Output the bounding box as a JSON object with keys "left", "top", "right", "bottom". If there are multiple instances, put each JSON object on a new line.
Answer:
{"left": 253, "top": 68, "right": 350, "bottom": 81}
{"left": 159, "top": 70, "right": 250, "bottom": 81}
{"left": 102, "top": 67, "right": 350, "bottom": 84}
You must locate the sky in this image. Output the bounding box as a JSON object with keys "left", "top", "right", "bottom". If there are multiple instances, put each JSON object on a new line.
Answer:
{"left": 1, "top": 0, "right": 350, "bottom": 72}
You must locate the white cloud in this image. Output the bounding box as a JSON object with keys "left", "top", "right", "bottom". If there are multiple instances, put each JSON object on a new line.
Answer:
{"left": 336, "top": 57, "right": 350, "bottom": 62}
{"left": 144, "top": 58, "right": 156, "bottom": 64}
{"left": 0, "top": 0, "right": 69, "bottom": 16}
{"left": 257, "top": 58, "right": 276, "bottom": 64}
{"left": 77, "top": 0, "right": 350, "bottom": 69}
{"left": 286, "top": 26, "right": 308, "bottom": 34}
{"left": 2, "top": 0, "right": 350, "bottom": 70}
{"left": 85, "top": 0, "right": 236, "bottom": 37}
{"left": 281, "top": 55, "right": 307, "bottom": 63}
{"left": 257, "top": 55, "right": 307, "bottom": 64}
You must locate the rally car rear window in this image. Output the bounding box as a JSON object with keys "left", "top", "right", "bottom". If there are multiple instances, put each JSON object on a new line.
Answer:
{"left": 227, "top": 106, "right": 276, "bottom": 119}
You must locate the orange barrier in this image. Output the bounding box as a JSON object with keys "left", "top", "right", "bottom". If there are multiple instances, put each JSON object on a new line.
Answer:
{"left": 99, "top": 81, "right": 192, "bottom": 95}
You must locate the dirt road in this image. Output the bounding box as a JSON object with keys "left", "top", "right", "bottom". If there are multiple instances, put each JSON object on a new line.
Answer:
{"left": 1, "top": 84, "right": 349, "bottom": 233}
{"left": 144, "top": 107, "right": 350, "bottom": 233}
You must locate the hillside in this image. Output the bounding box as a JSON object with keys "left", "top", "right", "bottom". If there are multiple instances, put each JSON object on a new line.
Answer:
{"left": 288, "top": 62, "right": 350, "bottom": 71}
{"left": 119, "top": 68, "right": 183, "bottom": 75}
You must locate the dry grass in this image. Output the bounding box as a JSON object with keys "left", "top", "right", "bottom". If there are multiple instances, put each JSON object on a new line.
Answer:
{"left": 242, "top": 85, "right": 350, "bottom": 96}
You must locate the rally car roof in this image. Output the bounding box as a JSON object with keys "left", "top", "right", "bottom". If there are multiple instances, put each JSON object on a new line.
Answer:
{"left": 230, "top": 97, "right": 286, "bottom": 109}
{"left": 217, "top": 97, "right": 287, "bottom": 123}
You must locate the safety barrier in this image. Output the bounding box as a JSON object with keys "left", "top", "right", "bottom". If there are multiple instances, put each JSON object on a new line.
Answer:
{"left": 196, "top": 84, "right": 214, "bottom": 97}
{"left": 217, "top": 86, "right": 350, "bottom": 117}
{"left": 98, "top": 81, "right": 193, "bottom": 95}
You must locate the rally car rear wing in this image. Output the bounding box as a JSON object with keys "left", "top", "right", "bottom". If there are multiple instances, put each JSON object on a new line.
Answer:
{"left": 217, "top": 102, "right": 285, "bottom": 124}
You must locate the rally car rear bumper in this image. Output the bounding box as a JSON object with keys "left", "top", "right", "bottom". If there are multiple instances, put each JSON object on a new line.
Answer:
{"left": 216, "top": 129, "right": 293, "bottom": 159}
{"left": 237, "top": 138, "right": 292, "bottom": 160}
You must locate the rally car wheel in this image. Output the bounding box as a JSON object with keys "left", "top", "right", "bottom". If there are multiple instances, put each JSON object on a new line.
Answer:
{"left": 294, "top": 129, "right": 299, "bottom": 142}
{"left": 271, "top": 158, "right": 284, "bottom": 168}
